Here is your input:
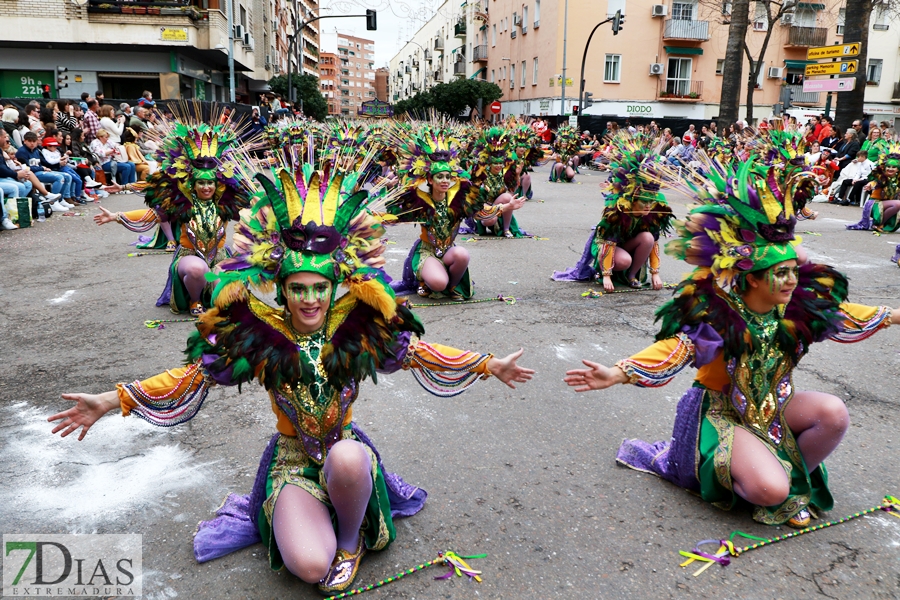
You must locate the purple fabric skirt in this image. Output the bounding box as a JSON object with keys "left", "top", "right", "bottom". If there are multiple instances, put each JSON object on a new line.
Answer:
{"left": 389, "top": 240, "right": 421, "bottom": 296}
{"left": 551, "top": 229, "right": 597, "bottom": 282}
{"left": 193, "top": 425, "right": 427, "bottom": 563}
{"left": 615, "top": 386, "right": 705, "bottom": 493}
{"left": 846, "top": 197, "right": 876, "bottom": 231}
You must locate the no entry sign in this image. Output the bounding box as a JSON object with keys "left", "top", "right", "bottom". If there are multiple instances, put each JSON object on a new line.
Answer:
{"left": 490, "top": 101, "right": 502, "bottom": 114}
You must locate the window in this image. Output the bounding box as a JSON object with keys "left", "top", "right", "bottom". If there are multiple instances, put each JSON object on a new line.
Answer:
{"left": 715, "top": 59, "right": 724, "bottom": 75}
{"left": 491, "top": 69, "right": 495, "bottom": 83}
{"left": 532, "top": 57, "right": 539, "bottom": 84}
{"left": 523, "top": 6, "right": 528, "bottom": 29}
{"left": 753, "top": 1, "right": 768, "bottom": 30}
{"left": 665, "top": 57, "right": 692, "bottom": 95}
{"left": 534, "top": 0, "right": 540, "bottom": 26}
{"left": 492, "top": 24, "right": 497, "bottom": 45}
{"left": 521, "top": 60, "right": 526, "bottom": 86}
{"left": 867, "top": 58, "right": 883, "bottom": 84}
{"left": 671, "top": 1, "right": 695, "bottom": 20}
{"left": 510, "top": 64, "right": 515, "bottom": 88}
{"left": 874, "top": 7, "right": 889, "bottom": 30}
{"left": 722, "top": 1, "right": 732, "bottom": 15}
{"left": 837, "top": 8, "right": 845, "bottom": 35}
{"left": 604, "top": 54, "right": 621, "bottom": 82}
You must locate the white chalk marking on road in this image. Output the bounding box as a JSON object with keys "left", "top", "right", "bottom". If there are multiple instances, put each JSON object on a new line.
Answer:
{"left": 553, "top": 345, "right": 574, "bottom": 361}
{"left": 49, "top": 290, "right": 75, "bottom": 304}
{"left": 822, "top": 218, "right": 854, "bottom": 224}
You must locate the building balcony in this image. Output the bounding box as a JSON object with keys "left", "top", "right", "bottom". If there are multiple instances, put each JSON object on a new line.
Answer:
{"left": 453, "top": 61, "right": 466, "bottom": 75}
{"left": 659, "top": 80, "right": 703, "bottom": 101}
{"left": 88, "top": 0, "right": 200, "bottom": 19}
{"left": 434, "top": 70, "right": 444, "bottom": 82}
{"left": 454, "top": 21, "right": 467, "bottom": 37}
{"left": 663, "top": 19, "right": 709, "bottom": 41}
{"left": 785, "top": 26, "right": 827, "bottom": 47}
{"left": 473, "top": 45, "right": 488, "bottom": 62}
{"left": 434, "top": 37, "right": 445, "bottom": 50}
{"left": 787, "top": 84, "right": 820, "bottom": 105}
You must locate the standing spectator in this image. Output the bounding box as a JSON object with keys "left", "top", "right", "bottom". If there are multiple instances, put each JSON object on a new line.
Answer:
{"left": 860, "top": 113, "right": 871, "bottom": 137}
{"left": 98, "top": 105, "right": 126, "bottom": 144}
{"left": 137, "top": 90, "right": 156, "bottom": 108}
{"left": 82, "top": 99, "right": 101, "bottom": 143}
{"left": 95, "top": 90, "right": 105, "bottom": 106}
{"left": 90, "top": 129, "right": 136, "bottom": 185}
{"left": 79, "top": 92, "right": 91, "bottom": 111}
{"left": 55, "top": 100, "right": 78, "bottom": 134}
{"left": 247, "top": 107, "right": 267, "bottom": 138}
{"left": 15, "top": 132, "right": 72, "bottom": 211}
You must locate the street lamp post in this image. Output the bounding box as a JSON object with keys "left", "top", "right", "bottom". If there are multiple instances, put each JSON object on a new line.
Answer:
{"left": 560, "top": 0, "right": 568, "bottom": 117}
{"left": 226, "top": 0, "right": 235, "bottom": 102}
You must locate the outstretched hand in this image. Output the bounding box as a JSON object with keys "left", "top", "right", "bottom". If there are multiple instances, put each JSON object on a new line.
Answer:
{"left": 93, "top": 205, "right": 117, "bottom": 226}
{"left": 48, "top": 391, "right": 119, "bottom": 441}
{"left": 564, "top": 360, "right": 627, "bottom": 392}
{"left": 508, "top": 195, "right": 527, "bottom": 211}
{"left": 488, "top": 348, "right": 535, "bottom": 389}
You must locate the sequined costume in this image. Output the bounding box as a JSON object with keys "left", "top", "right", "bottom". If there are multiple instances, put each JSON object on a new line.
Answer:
{"left": 613, "top": 158, "right": 895, "bottom": 525}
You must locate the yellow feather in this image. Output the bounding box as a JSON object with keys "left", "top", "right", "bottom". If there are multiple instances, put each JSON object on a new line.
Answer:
{"left": 279, "top": 170, "right": 304, "bottom": 224}
{"left": 300, "top": 172, "right": 322, "bottom": 225}
{"left": 350, "top": 278, "right": 397, "bottom": 321}
{"left": 207, "top": 133, "right": 219, "bottom": 157}
{"left": 214, "top": 281, "right": 248, "bottom": 309}
{"left": 322, "top": 174, "right": 341, "bottom": 226}
{"left": 757, "top": 181, "right": 782, "bottom": 223}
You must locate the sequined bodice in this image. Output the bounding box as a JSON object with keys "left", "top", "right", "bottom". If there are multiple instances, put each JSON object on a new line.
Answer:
{"left": 483, "top": 172, "right": 507, "bottom": 199}
{"left": 421, "top": 196, "right": 458, "bottom": 256}
{"left": 186, "top": 197, "right": 226, "bottom": 266}
{"left": 271, "top": 326, "right": 356, "bottom": 464}
{"left": 724, "top": 293, "right": 793, "bottom": 447}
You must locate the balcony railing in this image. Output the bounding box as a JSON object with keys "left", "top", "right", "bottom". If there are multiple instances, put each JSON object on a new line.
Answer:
{"left": 659, "top": 79, "right": 703, "bottom": 101}
{"left": 434, "top": 70, "right": 444, "bottom": 82}
{"left": 787, "top": 84, "right": 820, "bottom": 104}
{"left": 453, "top": 61, "right": 466, "bottom": 75}
{"left": 473, "top": 44, "right": 488, "bottom": 61}
{"left": 434, "top": 38, "right": 445, "bottom": 50}
{"left": 786, "top": 26, "right": 827, "bottom": 47}
{"left": 663, "top": 19, "right": 709, "bottom": 41}
{"left": 454, "top": 21, "right": 467, "bottom": 37}
{"left": 88, "top": 0, "right": 200, "bottom": 18}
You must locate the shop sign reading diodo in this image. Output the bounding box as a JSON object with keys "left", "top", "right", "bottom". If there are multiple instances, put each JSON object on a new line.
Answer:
{"left": 3, "top": 535, "right": 142, "bottom": 597}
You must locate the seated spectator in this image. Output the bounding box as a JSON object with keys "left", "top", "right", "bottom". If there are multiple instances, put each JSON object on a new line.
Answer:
{"left": 1, "top": 107, "right": 20, "bottom": 148}
{"left": 122, "top": 128, "right": 151, "bottom": 182}
{"left": 70, "top": 127, "right": 103, "bottom": 188}
{"left": 24, "top": 102, "right": 45, "bottom": 137}
{"left": 833, "top": 128, "right": 861, "bottom": 174}
{"left": 55, "top": 99, "right": 79, "bottom": 135}
{"left": 59, "top": 130, "right": 100, "bottom": 190}
{"left": 95, "top": 90, "right": 105, "bottom": 106}
{"left": 833, "top": 150, "right": 874, "bottom": 206}
{"left": 137, "top": 90, "right": 156, "bottom": 108}
{"left": 41, "top": 134, "right": 85, "bottom": 204}
{"left": 98, "top": 104, "right": 126, "bottom": 144}
{"left": 90, "top": 129, "right": 136, "bottom": 185}
{"left": 0, "top": 129, "right": 62, "bottom": 208}
{"left": 15, "top": 131, "right": 73, "bottom": 211}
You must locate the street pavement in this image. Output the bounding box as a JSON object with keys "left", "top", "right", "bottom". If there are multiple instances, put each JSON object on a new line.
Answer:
{"left": 1, "top": 164, "right": 899, "bottom": 600}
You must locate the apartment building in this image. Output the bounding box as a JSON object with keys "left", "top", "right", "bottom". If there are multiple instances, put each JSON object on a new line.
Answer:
{"left": 319, "top": 52, "right": 340, "bottom": 115}
{"left": 394, "top": 0, "right": 900, "bottom": 126}
{"left": 0, "top": 0, "right": 319, "bottom": 103}
{"left": 375, "top": 67, "right": 389, "bottom": 102}
{"left": 337, "top": 34, "right": 376, "bottom": 116}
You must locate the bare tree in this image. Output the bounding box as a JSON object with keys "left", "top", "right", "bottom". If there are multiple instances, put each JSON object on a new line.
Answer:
{"left": 835, "top": 0, "right": 874, "bottom": 129}
{"left": 742, "top": 0, "right": 795, "bottom": 124}
{"left": 718, "top": 0, "right": 751, "bottom": 131}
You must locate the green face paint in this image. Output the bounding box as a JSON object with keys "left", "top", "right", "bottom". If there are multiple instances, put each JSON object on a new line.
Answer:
{"left": 765, "top": 265, "right": 799, "bottom": 293}
{"left": 286, "top": 281, "right": 332, "bottom": 303}
{"left": 432, "top": 172, "right": 457, "bottom": 183}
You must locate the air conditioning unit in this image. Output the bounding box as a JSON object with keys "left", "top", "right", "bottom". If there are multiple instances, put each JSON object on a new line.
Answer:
{"left": 767, "top": 66, "right": 784, "bottom": 78}
{"left": 233, "top": 24, "right": 245, "bottom": 40}
{"left": 511, "top": 29, "right": 517, "bottom": 38}
{"left": 780, "top": 13, "right": 794, "bottom": 25}
{"left": 651, "top": 4, "right": 667, "bottom": 17}
{"left": 650, "top": 63, "right": 665, "bottom": 75}
{"left": 752, "top": 20, "right": 768, "bottom": 31}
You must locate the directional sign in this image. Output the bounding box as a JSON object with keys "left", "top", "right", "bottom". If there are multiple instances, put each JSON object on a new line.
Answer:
{"left": 807, "top": 43, "right": 860, "bottom": 60}
{"left": 805, "top": 60, "right": 858, "bottom": 77}
{"left": 802, "top": 77, "right": 857, "bottom": 93}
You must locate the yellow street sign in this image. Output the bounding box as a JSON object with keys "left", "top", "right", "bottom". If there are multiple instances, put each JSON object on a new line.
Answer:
{"left": 807, "top": 43, "right": 860, "bottom": 60}
{"left": 805, "top": 60, "right": 858, "bottom": 76}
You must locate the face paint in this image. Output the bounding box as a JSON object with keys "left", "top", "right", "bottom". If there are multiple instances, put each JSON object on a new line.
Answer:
{"left": 286, "top": 281, "right": 332, "bottom": 303}
{"left": 432, "top": 172, "right": 457, "bottom": 183}
{"left": 765, "top": 265, "right": 799, "bottom": 293}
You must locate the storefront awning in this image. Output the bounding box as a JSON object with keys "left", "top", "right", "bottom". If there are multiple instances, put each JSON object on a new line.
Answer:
{"left": 784, "top": 59, "right": 815, "bottom": 70}
{"left": 664, "top": 46, "right": 703, "bottom": 55}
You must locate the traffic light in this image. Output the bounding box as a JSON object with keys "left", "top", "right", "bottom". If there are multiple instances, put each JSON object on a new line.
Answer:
{"left": 57, "top": 66, "right": 69, "bottom": 90}
{"left": 612, "top": 9, "right": 624, "bottom": 35}
{"left": 572, "top": 105, "right": 579, "bottom": 115}
{"left": 583, "top": 92, "right": 594, "bottom": 108}
{"left": 366, "top": 9, "right": 377, "bottom": 30}
{"left": 42, "top": 84, "right": 51, "bottom": 99}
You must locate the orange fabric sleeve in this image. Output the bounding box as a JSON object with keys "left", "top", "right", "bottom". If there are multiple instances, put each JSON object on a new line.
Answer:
{"left": 116, "top": 362, "right": 212, "bottom": 426}
{"left": 830, "top": 303, "right": 892, "bottom": 343}
{"left": 614, "top": 334, "right": 695, "bottom": 388}
{"left": 116, "top": 208, "right": 158, "bottom": 233}
{"left": 648, "top": 241, "right": 661, "bottom": 274}
{"left": 404, "top": 339, "right": 494, "bottom": 396}
{"left": 598, "top": 240, "right": 616, "bottom": 276}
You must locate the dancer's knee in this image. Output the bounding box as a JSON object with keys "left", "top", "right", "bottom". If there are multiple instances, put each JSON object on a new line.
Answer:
{"left": 635, "top": 231, "right": 654, "bottom": 245}
{"left": 815, "top": 396, "right": 850, "bottom": 435}
{"left": 280, "top": 547, "right": 332, "bottom": 583}
{"left": 325, "top": 440, "right": 370, "bottom": 485}
{"left": 737, "top": 471, "right": 790, "bottom": 507}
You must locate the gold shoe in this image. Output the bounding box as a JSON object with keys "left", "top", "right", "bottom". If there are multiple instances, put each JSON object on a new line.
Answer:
{"left": 318, "top": 536, "right": 366, "bottom": 595}
{"left": 786, "top": 508, "right": 811, "bottom": 529}
{"left": 165, "top": 240, "right": 177, "bottom": 252}
{"left": 189, "top": 302, "right": 205, "bottom": 317}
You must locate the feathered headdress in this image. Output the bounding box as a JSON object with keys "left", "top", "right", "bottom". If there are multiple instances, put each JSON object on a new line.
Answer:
{"left": 391, "top": 127, "right": 465, "bottom": 189}
{"left": 144, "top": 119, "right": 254, "bottom": 223}
{"left": 473, "top": 126, "right": 514, "bottom": 166}
{"left": 212, "top": 155, "right": 399, "bottom": 322}
{"left": 604, "top": 134, "right": 667, "bottom": 211}
{"left": 663, "top": 157, "right": 812, "bottom": 288}
{"left": 553, "top": 123, "right": 581, "bottom": 161}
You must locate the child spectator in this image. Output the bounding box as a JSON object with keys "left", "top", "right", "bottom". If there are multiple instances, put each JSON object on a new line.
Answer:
{"left": 41, "top": 134, "right": 85, "bottom": 204}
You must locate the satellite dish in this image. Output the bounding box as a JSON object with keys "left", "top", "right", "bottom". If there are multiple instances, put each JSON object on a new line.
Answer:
{"left": 72, "top": 0, "right": 88, "bottom": 6}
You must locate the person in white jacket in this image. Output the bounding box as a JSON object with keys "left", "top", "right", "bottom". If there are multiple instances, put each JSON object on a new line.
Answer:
{"left": 834, "top": 150, "right": 874, "bottom": 206}
{"left": 97, "top": 104, "right": 126, "bottom": 144}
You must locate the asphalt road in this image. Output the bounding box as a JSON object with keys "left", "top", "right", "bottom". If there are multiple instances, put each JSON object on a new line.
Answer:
{"left": 1, "top": 164, "right": 899, "bottom": 600}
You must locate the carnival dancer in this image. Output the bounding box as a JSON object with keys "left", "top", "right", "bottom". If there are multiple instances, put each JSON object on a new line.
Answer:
{"left": 846, "top": 144, "right": 900, "bottom": 233}
{"left": 512, "top": 123, "right": 543, "bottom": 200}
{"left": 50, "top": 161, "right": 534, "bottom": 595}
{"left": 548, "top": 124, "right": 581, "bottom": 183}
{"left": 94, "top": 118, "right": 254, "bottom": 315}
{"left": 552, "top": 136, "right": 673, "bottom": 290}
{"left": 463, "top": 126, "right": 529, "bottom": 238}
{"left": 564, "top": 158, "right": 899, "bottom": 528}
{"left": 386, "top": 128, "right": 520, "bottom": 300}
